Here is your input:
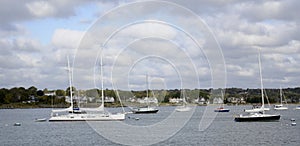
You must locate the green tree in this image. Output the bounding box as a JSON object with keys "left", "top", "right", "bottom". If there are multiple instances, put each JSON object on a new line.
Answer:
{"left": 4, "top": 93, "right": 13, "bottom": 104}
{"left": 55, "top": 89, "right": 66, "bottom": 96}
{"left": 27, "top": 86, "right": 37, "bottom": 96}
{"left": 66, "top": 86, "right": 76, "bottom": 96}
{"left": 0, "top": 88, "right": 9, "bottom": 104}
{"left": 37, "top": 90, "right": 44, "bottom": 96}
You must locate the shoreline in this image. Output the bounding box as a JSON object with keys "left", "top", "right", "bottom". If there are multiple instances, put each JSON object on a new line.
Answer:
{"left": 1, "top": 103, "right": 299, "bottom": 109}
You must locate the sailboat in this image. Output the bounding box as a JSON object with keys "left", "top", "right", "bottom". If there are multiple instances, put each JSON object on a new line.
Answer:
{"left": 274, "top": 87, "right": 288, "bottom": 110}
{"left": 131, "top": 74, "right": 159, "bottom": 114}
{"left": 214, "top": 90, "right": 230, "bottom": 112}
{"left": 175, "top": 89, "right": 191, "bottom": 112}
{"left": 49, "top": 56, "right": 125, "bottom": 121}
{"left": 234, "top": 50, "right": 280, "bottom": 122}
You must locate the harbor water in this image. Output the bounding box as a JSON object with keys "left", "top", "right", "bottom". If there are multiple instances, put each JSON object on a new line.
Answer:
{"left": 0, "top": 105, "right": 299, "bottom": 145}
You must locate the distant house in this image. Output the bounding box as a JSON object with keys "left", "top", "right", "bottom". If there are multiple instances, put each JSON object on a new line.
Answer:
{"left": 137, "top": 97, "right": 158, "bottom": 104}
{"left": 104, "top": 97, "right": 115, "bottom": 103}
{"left": 227, "top": 97, "right": 246, "bottom": 104}
{"left": 194, "top": 97, "right": 206, "bottom": 105}
{"left": 45, "top": 92, "right": 56, "bottom": 96}
{"left": 22, "top": 95, "right": 38, "bottom": 103}
{"left": 169, "top": 98, "right": 182, "bottom": 104}
{"left": 213, "top": 97, "right": 223, "bottom": 104}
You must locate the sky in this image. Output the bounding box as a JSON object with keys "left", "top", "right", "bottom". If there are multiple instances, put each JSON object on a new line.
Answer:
{"left": 0, "top": 0, "right": 299, "bottom": 91}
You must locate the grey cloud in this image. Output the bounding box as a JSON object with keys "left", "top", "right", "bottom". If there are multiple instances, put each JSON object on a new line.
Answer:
{"left": 0, "top": 0, "right": 90, "bottom": 32}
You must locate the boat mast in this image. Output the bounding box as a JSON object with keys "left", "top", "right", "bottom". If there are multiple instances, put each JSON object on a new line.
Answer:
{"left": 101, "top": 55, "right": 104, "bottom": 108}
{"left": 280, "top": 87, "right": 283, "bottom": 105}
{"left": 258, "top": 49, "right": 265, "bottom": 114}
{"left": 67, "top": 56, "right": 74, "bottom": 113}
{"left": 146, "top": 74, "right": 149, "bottom": 107}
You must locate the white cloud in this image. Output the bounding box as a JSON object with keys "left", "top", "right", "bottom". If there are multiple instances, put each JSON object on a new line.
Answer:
{"left": 0, "top": 0, "right": 299, "bottom": 89}
{"left": 26, "top": 1, "right": 56, "bottom": 17}
{"left": 52, "top": 28, "right": 84, "bottom": 49}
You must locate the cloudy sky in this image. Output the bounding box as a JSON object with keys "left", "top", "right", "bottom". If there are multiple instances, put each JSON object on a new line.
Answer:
{"left": 0, "top": 0, "right": 299, "bottom": 90}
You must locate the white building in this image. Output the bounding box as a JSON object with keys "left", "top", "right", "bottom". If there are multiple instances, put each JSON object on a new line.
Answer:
{"left": 169, "top": 98, "right": 183, "bottom": 103}
{"left": 137, "top": 97, "right": 158, "bottom": 104}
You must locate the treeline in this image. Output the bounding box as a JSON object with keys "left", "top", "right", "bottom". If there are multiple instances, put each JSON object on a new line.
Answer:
{"left": 0, "top": 86, "right": 67, "bottom": 108}
{"left": 224, "top": 87, "right": 300, "bottom": 103}
{"left": 0, "top": 86, "right": 300, "bottom": 107}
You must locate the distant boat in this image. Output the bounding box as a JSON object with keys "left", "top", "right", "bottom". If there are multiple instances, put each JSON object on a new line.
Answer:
{"left": 214, "top": 107, "right": 230, "bottom": 112}
{"left": 35, "top": 118, "right": 47, "bottom": 122}
{"left": 274, "top": 88, "right": 288, "bottom": 110}
{"left": 49, "top": 56, "right": 125, "bottom": 121}
{"left": 132, "top": 106, "right": 159, "bottom": 114}
{"left": 295, "top": 106, "right": 300, "bottom": 110}
{"left": 235, "top": 50, "right": 280, "bottom": 122}
{"left": 214, "top": 91, "right": 230, "bottom": 112}
{"left": 131, "top": 74, "right": 159, "bottom": 114}
{"left": 13, "top": 123, "right": 21, "bottom": 126}
{"left": 176, "top": 89, "right": 191, "bottom": 112}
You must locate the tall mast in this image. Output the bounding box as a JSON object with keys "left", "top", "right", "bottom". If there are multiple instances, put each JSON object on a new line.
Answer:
{"left": 146, "top": 74, "right": 149, "bottom": 107}
{"left": 101, "top": 56, "right": 104, "bottom": 108}
{"left": 67, "top": 56, "right": 73, "bottom": 112}
{"left": 280, "top": 86, "right": 283, "bottom": 105}
{"left": 146, "top": 74, "right": 149, "bottom": 98}
{"left": 258, "top": 49, "right": 265, "bottom": 113}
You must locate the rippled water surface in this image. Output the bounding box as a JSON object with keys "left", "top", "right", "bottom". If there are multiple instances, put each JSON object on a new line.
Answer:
{"left": 0, "top": 105, "right": 299, "bottom": 145}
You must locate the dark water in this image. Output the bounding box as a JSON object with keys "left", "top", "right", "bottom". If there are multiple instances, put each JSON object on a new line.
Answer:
{"left": 0, "top": 105, "right": 299, "bottom": 146}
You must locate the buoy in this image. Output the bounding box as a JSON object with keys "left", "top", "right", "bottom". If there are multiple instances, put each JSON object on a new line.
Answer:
{"left": 291, "top": 123, "right": 296, "bottom": 126}
{"left": 14, "top": 123, "right": 21, "bottom": 126}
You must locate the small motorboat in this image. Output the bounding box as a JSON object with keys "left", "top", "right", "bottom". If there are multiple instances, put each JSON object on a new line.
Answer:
{"left": 35, "top": 118, "right": 47, "bottom": 122}
{"left": 214, "top": 107, "right": 230, "bottom": 112}
{"left": 131, "top": 106, "right": 159, "bottom": 114}
{"left": 14, "top": 123, "right": 21, "bottom": 126}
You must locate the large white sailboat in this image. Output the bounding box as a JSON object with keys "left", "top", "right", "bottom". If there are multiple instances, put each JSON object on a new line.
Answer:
{"left": 274, "top": 88, "right": 288, "bottom": 110}
{"left": 49, "top": 57, "right": 125, "bottom": 121}
{"left": 235, "top": 50, "right": 280, "bottom": 122}
{"left": 131, "top": 74, "right": 159, "bottom": 114}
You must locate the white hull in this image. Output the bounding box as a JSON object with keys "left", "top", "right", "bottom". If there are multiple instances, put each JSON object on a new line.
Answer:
{"left": 244, "top": 107, "right": 269, "bottom": 113}
{"left": 49, "top": 113, "right": 125, "bottom": 121}
{"left": 274, "top": 105, "right": 288, "bottom": 110}
{"left": 295, "top": 106, "right": 300, "bottom": 110}
{"left": 35, "top": 118, "right": 47, "bottom": 122}
{"left": 274, "top": 107, "right": 288, "bottom": 110}
{"left": 238, "top": 113, "right": 278, "bottom": 118}
{"left": 175, "top": 106, "right": 191, "bottom": 112}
